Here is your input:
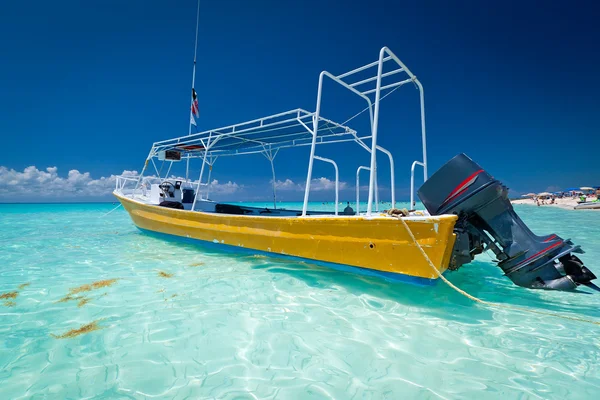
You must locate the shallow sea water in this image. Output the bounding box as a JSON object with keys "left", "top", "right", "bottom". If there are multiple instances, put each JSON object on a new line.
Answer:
{"left": 0, "top": 202, "right": 599, "bottom": 399}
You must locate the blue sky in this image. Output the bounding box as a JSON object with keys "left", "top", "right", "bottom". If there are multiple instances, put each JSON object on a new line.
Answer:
{"left": 1, "top": 0, "right": 598, "bottom": 202}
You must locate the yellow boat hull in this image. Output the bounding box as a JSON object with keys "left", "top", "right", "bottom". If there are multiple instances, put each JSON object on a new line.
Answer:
{"left": 115, "top": 193, "right": 458, "bottom": 285}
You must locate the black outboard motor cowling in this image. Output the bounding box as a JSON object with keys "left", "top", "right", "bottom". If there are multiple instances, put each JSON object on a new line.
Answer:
{"left": 418, "top": 153, "right": 597, "bottom": 292}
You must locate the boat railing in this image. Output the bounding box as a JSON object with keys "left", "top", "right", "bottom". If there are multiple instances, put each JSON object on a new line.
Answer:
{"left": 115, "top": 175, "right": 141, "bottom": 196}
{"left": 115, "top": 175, "right": 203, "bottom": 199}
{"left": 313, "top": 156, "right": 339, "bottom": 215}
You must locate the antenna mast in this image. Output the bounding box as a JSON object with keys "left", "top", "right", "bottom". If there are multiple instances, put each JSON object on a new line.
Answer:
{"left": 186, "top": 0, "right": 200, "bottom": 181}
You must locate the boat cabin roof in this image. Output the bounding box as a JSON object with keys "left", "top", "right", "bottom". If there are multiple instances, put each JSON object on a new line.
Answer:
{"left": 151, "top": 109, "right": 361, "bottom": 159}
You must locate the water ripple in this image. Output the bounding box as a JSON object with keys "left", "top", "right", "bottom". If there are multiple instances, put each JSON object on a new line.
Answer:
{"left": 0, "top": 203, "right": 599, "bottom": 399}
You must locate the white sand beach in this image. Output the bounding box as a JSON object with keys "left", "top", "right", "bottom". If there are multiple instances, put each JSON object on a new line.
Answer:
{"left": 511, "top": 197, "right": 598, "bottom": 210}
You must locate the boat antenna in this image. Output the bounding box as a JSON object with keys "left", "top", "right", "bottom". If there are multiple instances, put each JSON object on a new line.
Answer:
{"left": 186, "top": 0, "right": 201, "bottom": 181}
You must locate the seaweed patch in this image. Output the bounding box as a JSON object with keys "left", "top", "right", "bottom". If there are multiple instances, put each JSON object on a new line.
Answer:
{"left": 188, "top": 262, "right": 205, "bottom": 267}
{"left": 51, "top": 320, "right": 103, "bottom": 339}
{"left": 158, "top": 271, "right": 173, "bottom": 278}
{"left": 2, "top": 301, "right": 16, "bottom": 307}
{"left": 56, "top": 294, "right": 83, "bottom": 303}
{"left": 0, "top": 292, "right": 18, "bottom": 300}
{"left": 17, "top": 283, "right": 31, "bottom": 290}
{"left": 77, "top": 297, "right": 92, "bottom": 308}
{"left": 69, "top": 279, "right": 119, "bottom": 294}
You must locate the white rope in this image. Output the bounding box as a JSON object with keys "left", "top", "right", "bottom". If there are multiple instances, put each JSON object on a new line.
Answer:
{"left": 101, "top": 204, "right": 122, "bottom": 217}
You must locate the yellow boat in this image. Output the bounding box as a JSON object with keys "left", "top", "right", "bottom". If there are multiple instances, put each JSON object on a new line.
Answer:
{"left": 115, "top": 191, "right": 457, "bottom": 284}
{"left": 113, "top": 46, "right": 461, "bottom": 285}
{"left": 115, "top": 45, "right": 596, "bottom": 292}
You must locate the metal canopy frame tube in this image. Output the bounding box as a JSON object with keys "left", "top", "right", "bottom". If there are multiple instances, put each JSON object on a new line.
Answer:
{"left": 133, "top": 147, "right": 154, "bottom": 198}
{"left": 302, "top": 70, "right": 374, "bottom": 216}
{"left": 381, "top": 47, "right": 428, "bottom": 181}
{"left": 191, "top": 137, "right": 209, "bottom": 210}
{"left": 360, "top": 78, "right": 413, "bottom": 96}
{"left": 349, "top": 68, "right": 404, "bottom": 88}
{"left": 152, "top": 108, "right": 356, "bottom": 159}
{"left": 365, "top": 47, "right": 386, "bottom": 216}
{"left": 410, "top": 161, "right": 425, "bottom": 208}
{"left": 123, "top": 47, "right": 427, "bottom": 216}
{"left": 376, "top": 145, "right": 395, "bottom": 208}
{"left": 155, "top": 109, "right": 314, "bottom": 146}
{"left": 313, "top": 155, "right": 339, "bottom": 215}
{"left": 417, "top": 81, "right": 428, "bottom": 180}
{"left": 303, "top": 46, "right": 426, "bottom": 217}
{"left": 301, "top": 74, "right": 324, "bottom": 216}
{"left": 356, "top": 166, "right": 371, "bottom": 215}
{"left": 205, "top": 155, "right": 217, "bottom": 199}
{"left": 163, "top": 161, "right": 174, "bottom": 182}
{"left": 336, "top": 55, "right": 393, "bottom": 79}
{"left": 262, "top": 148, "right": 279, "bottom": 209}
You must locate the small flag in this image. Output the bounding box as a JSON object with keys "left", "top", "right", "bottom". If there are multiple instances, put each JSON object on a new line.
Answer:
{"left": 190, "top": 112, "right": 196, "bottom": 126}
{"left": 191, "top": 88, "right": 200, "bottom": 118}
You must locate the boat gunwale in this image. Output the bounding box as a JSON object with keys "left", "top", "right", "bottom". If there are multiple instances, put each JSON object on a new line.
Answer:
{"left": 113, "top": 191, "right": 458, "bottom": 223}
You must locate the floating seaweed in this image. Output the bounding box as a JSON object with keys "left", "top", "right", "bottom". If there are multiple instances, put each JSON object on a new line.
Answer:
{"left": 156, "top": 288, "right": 165, "bottom": 293}
{"left": 171, "top": 294, "right": 178, "bottom": 298}
{"left": 188, "top": 262, "right": 205, "bottom": 267}
{"left": 56, "top": 294, "right": 83, "bottom": 303}
{"left": 0, "top": 291, "right": 18, "bottom": 300}
{"left": 17, "top": 283, "right": 31, "bottom": 290}
{"left": 69, "top": 279, "right": 119, "bottom": 294}
{"left": 2, "top": 301, "right": 16, "bottom": 307}
{"left": 51, "top": 320, "right": 103, "bottom": 339}
{"left": 158, "top": 271, "right": 173, "bottom": 278}
{"left": 77, "top": 297, "right": 92, "bottom": 307}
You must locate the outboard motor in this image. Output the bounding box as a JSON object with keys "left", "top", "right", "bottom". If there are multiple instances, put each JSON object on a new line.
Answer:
{"left": 418, "top": 153, "right": 598, "bottom": 292}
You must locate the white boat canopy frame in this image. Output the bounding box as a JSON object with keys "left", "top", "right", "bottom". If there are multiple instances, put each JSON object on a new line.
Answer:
{"left": 302, "top": 46, "right": 427, "bottom": 216}
{"left": 130, "top": 46, "right": 428, "bottom": 217}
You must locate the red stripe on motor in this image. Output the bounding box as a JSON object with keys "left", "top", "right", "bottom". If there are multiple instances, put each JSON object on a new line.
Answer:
{"left": 514, "top": 241, "right": 563, "bottom": 268}
{"left": 442, "top": 169, "right": 484, "bottom": 204}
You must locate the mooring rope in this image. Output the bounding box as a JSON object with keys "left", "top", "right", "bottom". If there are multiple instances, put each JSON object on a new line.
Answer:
{"left": 101, "top": 203, "right": 122, "bottom": 217}
{"left": 396, "top": 216, "right": 600, "bottom": 326}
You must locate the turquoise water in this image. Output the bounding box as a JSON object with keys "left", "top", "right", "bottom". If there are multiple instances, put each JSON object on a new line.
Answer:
{"left": 1, "top": 202, "right": 599, "bottom": 399}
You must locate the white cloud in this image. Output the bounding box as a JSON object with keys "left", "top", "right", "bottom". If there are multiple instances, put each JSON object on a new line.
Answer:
{"left": 0, "top": 165, "right": 123, "bottom": 198}
{"left": 165, "top": 176, "right": 242, "bottom": 195}
{"left": 310, "top": 177, "right": 348, "bottom": 191}
{"left": 0, "top": 165, "right": 241, "bottom": 200}
{"left": 208, "top": 179, "right": 241, "bottom": 194}
{"left": 273, "top": 177, "right": 347, "bottom": 192}
{"left": 274, "top": 179, "right": 302, "bottom": 191}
